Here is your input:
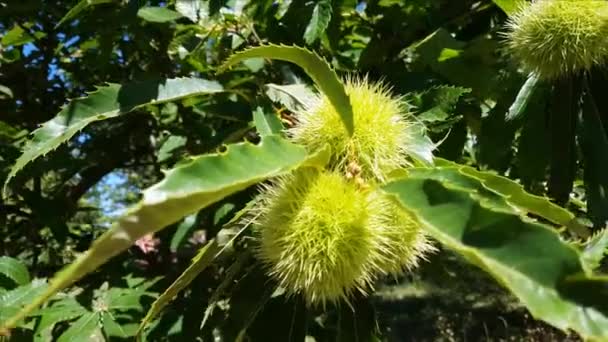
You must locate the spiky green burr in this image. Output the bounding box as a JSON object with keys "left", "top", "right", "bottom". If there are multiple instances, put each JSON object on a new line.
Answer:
{"left": 506, "top": 0, "right": 608, "bottom": 80}
{"left": 289, "top": 77, "right": 417, "bottom": 181}
{"left": 253, "top": 77, "right": 433, "bottom": 306}
{"left": 254, "top": 169, "right": 379, "bottom": 305}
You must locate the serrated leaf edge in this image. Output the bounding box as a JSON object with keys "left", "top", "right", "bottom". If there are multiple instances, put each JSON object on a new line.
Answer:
{"left": 218, "top": 44, "right": 354, "bottom": 136}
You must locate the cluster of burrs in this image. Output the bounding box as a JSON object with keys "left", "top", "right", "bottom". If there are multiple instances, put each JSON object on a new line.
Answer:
{"left": 251, "top": 78, "right": 434, "bottom": 306}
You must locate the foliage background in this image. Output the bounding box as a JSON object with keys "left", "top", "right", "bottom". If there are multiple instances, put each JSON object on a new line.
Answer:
{"left": 0, "top": 0, "right": 605, "bottom": 340}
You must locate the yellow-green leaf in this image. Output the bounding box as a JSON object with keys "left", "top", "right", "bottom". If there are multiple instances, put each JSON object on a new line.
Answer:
{"left": 384, "top": 177, "right": 608, "bottom": 340}
{"left": 56, "top": 0, "right": 114, "bottom": 28}
{"left": 137, "top": 7, "right": 184, "bottom": 23}
{"left": 303, "top": 0, "right": 332, "bottom": 44}
{"left": 220, "top": 45, "right": 354, "bottom": 136}
{"left": 431, "top": 159, "right": 575, "bottom": 227}
{"left": 492, "top": 0, "right": 526, "bottom": 15}
{"left": 3, "top": 77, "right": 223, "bottom": 196}
{"left": 0, "top": 257, "right": 30, "bottom": 287}
{"left": 0, "top": 136, "right": 329, "bottom": 332}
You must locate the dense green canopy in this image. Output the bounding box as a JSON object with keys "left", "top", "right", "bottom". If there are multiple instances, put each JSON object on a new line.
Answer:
{"left": 1, "top": 1, "right": 608, "bottom": 340}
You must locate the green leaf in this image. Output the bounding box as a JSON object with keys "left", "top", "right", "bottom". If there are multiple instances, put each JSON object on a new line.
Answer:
{"left": 581, "top": 229, "right": 608, "bottom": 275}
{"left": 253, "top": 107, "right": 283, "bottom": 136}
{"left": 0, "top": 136, "right": 329, "bottom": 331}
{"left": 405, "top": 166, "right": 520, "bottom": 213}
{"left": 1, "top": 25, "right": 30, "bottom": 46}
{"left": 157, "top": 135, "right": 187, "bottom": 163}
{"left": 34, "top": 298, "right": 89, "bottom": 333}
{"left": 0, "top": 279, "right": 47, "bottom": 325}
{"left": 458, "top": 166, "right": 574, "bottom": 226}
{"left": 1, "top": 48, "right": 21, "bottom": 63}
{"left": 579, "top": 82, "right": 608, "bottom": 228}
{"left": 56, "top": 0, "right": 114, "bottom": 28}
{"left": 3, "top": 77, "right": 223, "bottom": 195}
{"left": 0, "top": 121, "right": 23, "bottom": 141}
{"left": 264, "top": 83, "right": 316, "bottom": 113}
{"left": 409, "top": 29, "right": 498, "bottom": 95}
{"left": 416, "top": 162, "right": 576, "bottom": 227}
{"left": 137, "top": 7, "right": 184, "bottom": 23}
{"left": 213, "top": 203, "right": 236, "bottom": 226}
{"left": 241, "top": 57, "right": 265, "bottom": 72}
{"left": 137, "top": 240, "right": 222, "bottom": 336}
{"left": 220, "top": 45, "right": 354, "bottom": 136}
{"left": 0, "top": 85, "right": 13, "bottom": 99}
{"left": 56, "top": 312, "right": 101, "bottom": 342}
{"left": 101, "top": 311, "right": 128, "bottom": 338}
{"left": 175, "top": 0, "right": 208, "bottom": 22}
{"left": 0, "top": 257, "right": 30, "bottom": 287}
{"left": 275, "top": 0, "right": 293, "bottom": 19}
{"left": 506, "top": 73, "right": 541, "bottom": 121}
{"left": 492, "top": 0, "right": 526, "bottom": 15}
{"left": 1, "top": 25, "right": 45, "bottom": 47}
{"left": 404, "top": 123, "right": 435, "bottom": 166}
{"left": 303, "top": 0, "right": 332, "bottom": 44}
{"left": 170, "top": 214, "right": 197, "bottom": 252}
{"left": 416, "top": 85, "right": 471, "bottom": 123}
{"left": 0, "top": 84, "right": 13, "bottom": 99}
{"left": 98, "top": 285, "right": 157, "bottom": 312}
{"left": 383, "top": 177, "right": 608, "bottom": 340}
